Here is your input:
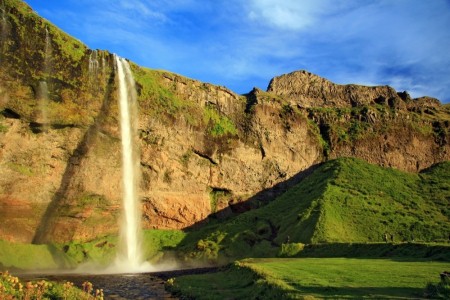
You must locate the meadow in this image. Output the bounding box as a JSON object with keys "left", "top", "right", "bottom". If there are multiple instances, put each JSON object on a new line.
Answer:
{"left": 167, "top": 258, "right": 450, "bottom": 299}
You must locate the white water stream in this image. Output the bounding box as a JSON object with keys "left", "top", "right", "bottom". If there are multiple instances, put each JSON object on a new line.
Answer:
{"left": 114, "top": 55, "right": 148, "bottom": 272}
{"left": 38, "top": 28, "right": 51, "bottom": 129}
{"left": 89, "top": 50, "right": 99, "bottom": 78}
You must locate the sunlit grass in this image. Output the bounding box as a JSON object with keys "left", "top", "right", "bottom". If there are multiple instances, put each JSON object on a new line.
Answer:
{"left": 169, "top": 258, "right": 450, "bottom": 299}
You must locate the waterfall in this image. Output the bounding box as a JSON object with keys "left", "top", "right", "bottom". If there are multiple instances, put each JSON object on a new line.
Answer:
{"left": 101, "top": 56, "right": 106, "bottom": 78}
{"left": 88, "top": 50, "right": 99, "bottom": 78}
{"left": 114, "top": 55, "right": 147, "bottom": 272}
{"left": 37, "top": 81, "right": 49, "bottom": 130}
{"left": 1, "top": 6, "right": 7, "bottom": 42}
{"left": 44, "top": 28, "right": 51, "bottom": 72}
{"left": 0, "top": 6, "right": 6, "bottom": 63}
{"left": 38, "top": 28, "right": 52, "bottom": 130}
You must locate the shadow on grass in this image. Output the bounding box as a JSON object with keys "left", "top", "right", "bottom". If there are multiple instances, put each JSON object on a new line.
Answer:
{"left": 46, "top": 243, "right": 74, "bottom": 269}
{"left": 298, "top": 242, "right": 450, "bottom": 262}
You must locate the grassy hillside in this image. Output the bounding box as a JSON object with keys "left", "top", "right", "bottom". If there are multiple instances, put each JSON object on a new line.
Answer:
{"left": 176, "top": 157, "right": 450, "bottom": 262}
{"left": 167, "top": 258, "right": 450, "bottom": 299}
{"left": 0, "top": 229, "right": 185, "bottom": 270}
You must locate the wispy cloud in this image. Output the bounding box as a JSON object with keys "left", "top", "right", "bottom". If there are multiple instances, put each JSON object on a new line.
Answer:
{"left": 246, "top": 0, "right": 352, "bottom": 31}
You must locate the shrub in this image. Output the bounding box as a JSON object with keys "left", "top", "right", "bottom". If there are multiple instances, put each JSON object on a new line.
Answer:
{"left": 278, "top": 243, "right": 305, "bottom": 257}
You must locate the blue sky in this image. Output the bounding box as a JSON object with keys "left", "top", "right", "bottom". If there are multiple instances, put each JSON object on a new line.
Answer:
{"left": 24, "top": 0, "right": 450, "bottom": 103}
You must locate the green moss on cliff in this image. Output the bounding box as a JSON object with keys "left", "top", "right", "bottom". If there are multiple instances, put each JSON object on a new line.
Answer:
{"left": 132, "top": 65, "right": 200, "bottom": 126}
{"left": 204, "top": 106, "right": 237, "bottom": 137}
{"left": 0, "top": 0, "right": 107, "bottom": 127}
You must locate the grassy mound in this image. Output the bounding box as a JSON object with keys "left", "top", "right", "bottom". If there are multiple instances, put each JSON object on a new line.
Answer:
{"left": 168, "top": 258, "right": 450, "bottom": 299}
{"left": 0, "top": 240, "right": 73, "bottom": 270}
{"left": 176, "top": 157, "right": 450, "bottom": 262}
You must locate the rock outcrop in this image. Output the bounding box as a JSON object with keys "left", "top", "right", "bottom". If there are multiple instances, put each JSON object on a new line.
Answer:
{"left": 267, "top": 70, "right": 404, "bottom": 109}
{"left": 0, "top": 0, "right": 449, "bottom": 243}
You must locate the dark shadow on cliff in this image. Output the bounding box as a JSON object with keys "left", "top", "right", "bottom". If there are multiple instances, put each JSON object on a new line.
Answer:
{"left": 185, "top": 161, "right": 323, "bottom": 231}
{"left": 171, "top": 161, "right": 326, "bottom": 265}
{"left": 32, "top": 69, "right": 116, "bottom": 244}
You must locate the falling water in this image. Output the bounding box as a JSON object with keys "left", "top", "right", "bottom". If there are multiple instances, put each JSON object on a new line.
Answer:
{"left": 88, "top": 50, "right": 99, "bottom": 78}
{"left": 37, "top": 28, "right": 52, "bottom": 130}
{"left": 101, "top": 56, "right": 106, "bottom": 80}
{"left": 1, "top": 6, "right": 6, "bottom": 40}
{"left": 43, "top": 27, "right": 52, "bottom": 80}
{"left": 37, "top": 81, "right": 49, "bottom": 130}
{"left": 114, "top": 55, "right": 147, "bottom": 272}
{"left": 1, "top": 4, "right": 8, "bottom": 62}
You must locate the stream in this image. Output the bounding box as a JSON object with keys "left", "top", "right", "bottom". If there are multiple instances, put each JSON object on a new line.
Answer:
{"left": 17, "top": 267, "right": 217, "bottom": 300}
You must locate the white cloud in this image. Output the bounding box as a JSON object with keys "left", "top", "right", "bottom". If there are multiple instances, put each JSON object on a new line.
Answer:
{"left": 118, "top": 0, "right": 168, "bottom": 22}
{"left": 246, "top": 0, "right": 360, "bottom": 31}
{"left": 247, "top": 0, "right": 322, "bottom": 30}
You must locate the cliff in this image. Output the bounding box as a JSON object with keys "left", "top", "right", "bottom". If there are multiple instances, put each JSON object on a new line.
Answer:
{"left": 0, "top": 0, "right": 449, "bottom": 243}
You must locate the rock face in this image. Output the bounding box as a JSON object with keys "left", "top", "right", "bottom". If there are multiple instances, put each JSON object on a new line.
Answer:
{"left": 0, "top": 0, "right": 449, "bottom": 243}
{"left": 267, "top": 70, "right": 403, "bottom": 108}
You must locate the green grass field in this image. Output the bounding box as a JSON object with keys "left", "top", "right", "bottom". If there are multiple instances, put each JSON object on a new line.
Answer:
{"left": 168, "top": 258, "right": 450, "bottom": 299}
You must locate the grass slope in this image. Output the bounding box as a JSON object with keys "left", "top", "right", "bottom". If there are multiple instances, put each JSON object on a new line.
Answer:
{"left": 177, "top": 158, "right": 450, "bottom": 262}
{"left": 0, "top": 229, "right": 185, "bottom": 271}
{"left": 168, "top": 258, "right": 450, "bottom": 299}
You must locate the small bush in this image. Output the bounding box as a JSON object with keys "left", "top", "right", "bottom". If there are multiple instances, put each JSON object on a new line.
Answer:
{"left": 278, "top": 243, "right": 305, "bottom": 257}
{"left": 424, "top": 277, "right": 450, "bottom": 299}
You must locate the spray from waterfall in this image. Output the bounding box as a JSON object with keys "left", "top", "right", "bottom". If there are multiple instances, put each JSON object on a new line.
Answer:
{"left": 113, "top": 55, "right": 150, "bottom": 272}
